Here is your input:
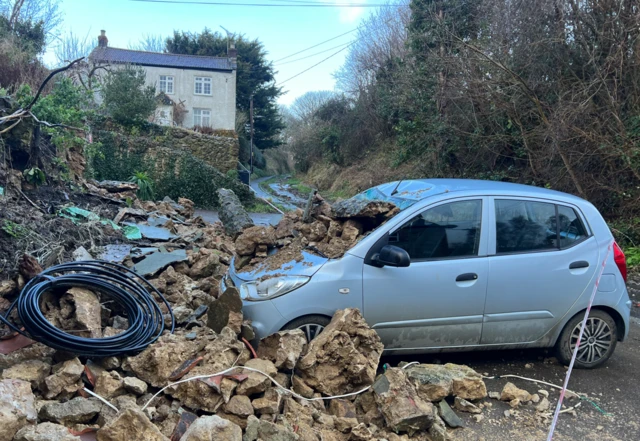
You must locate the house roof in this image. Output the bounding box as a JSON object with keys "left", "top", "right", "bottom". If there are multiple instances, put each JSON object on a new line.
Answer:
{"left": 89, "top": 47, "right": 235, "bottom": 72}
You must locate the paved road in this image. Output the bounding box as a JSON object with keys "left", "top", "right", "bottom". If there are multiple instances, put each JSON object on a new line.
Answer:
{"left": 195, "top": 209, "right": 282, "bottom": 226}
{"left": 383, "top": 315, "right": 640, "bottom": 440}
{"left": 250, "top": 176, "right": 299, "bottom": 211}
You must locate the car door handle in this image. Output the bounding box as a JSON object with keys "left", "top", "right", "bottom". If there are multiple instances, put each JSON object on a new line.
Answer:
{"left": 456, "top": 273, "right": 478, "bottom": 282}
{"left": 569, "top": 261, "right": 589, "bottom": 270}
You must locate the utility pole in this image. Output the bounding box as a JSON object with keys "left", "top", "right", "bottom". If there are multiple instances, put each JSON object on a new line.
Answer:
{"left": 250, "top": 95, "right": 254, "bottom": 180}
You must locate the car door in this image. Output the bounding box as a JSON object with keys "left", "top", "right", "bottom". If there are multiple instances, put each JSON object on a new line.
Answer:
{"left": 362, "top": 197, "right": 490, "bottom": 351}
{"left": 481, "top": 198, "right": 598, "bottom": 345}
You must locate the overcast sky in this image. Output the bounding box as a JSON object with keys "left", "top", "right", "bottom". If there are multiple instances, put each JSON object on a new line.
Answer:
{"left": 44, "top": 0, "right": 371, "bottom": 105}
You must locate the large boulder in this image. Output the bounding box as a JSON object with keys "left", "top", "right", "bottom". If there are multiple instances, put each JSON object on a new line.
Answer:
{"left": 297, "top": 308, "right": 383, "bottom": 396}
{"left": 331, "top": 199, "right": 398, "bottom": 220}
{"left": 404, "top": 363, "right": 487, "bottom": 402}
{"left": 180, "top": 415, "right": 242, "bottom": 441}
{"left": 122, "top": 332, "right": 208, "bottom": 388}
{"left": 217, "top": 189, "right": 254, "bottom": 238}
{"left": 234, "top": 226, "right": 276, "bottom": 256}
{"left": 0, "top": 379, "right": 37, "bottom": 440}
{"left": 257, "top": 329, "right": 307, "bottom": 370}
{"left": 372, "top": 368, "right": 436, "bottom": 434}
{"left": 97, "top": 408, "right": 168, "bottom": 441}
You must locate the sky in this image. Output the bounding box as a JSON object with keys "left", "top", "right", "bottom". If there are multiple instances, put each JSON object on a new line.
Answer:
{"left": 43, "top": 0, "right": 372, "bottom": 105}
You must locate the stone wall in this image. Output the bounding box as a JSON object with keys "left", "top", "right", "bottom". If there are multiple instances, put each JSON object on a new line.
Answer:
{"left": 91, "top": 123, "right": 251, "bottom": 208}
{"left": 146, "top": 126, "right": 239, "bottom": 174}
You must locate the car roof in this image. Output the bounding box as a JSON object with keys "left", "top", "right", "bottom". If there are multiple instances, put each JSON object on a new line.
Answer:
{"left": 375, "top": 179, "right": 586, "bottom": 205}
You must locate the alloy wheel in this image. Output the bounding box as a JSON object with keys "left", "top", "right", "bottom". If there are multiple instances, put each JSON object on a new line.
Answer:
{"left": 570, "top": 317, "right": 613, "bottom": 365}
{"left": 298, "top": 323, "right": 325, "bottom": 342}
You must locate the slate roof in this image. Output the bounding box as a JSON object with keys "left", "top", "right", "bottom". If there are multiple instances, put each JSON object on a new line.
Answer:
{"left": 90, "top": 47, "right": 235, "bottom": 72}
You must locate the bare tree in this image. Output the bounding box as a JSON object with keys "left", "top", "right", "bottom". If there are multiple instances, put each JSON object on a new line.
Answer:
{"left": 54, "top": 30, "right": 93, "bottom": 66}
{"left": 0, "top": 0, "right": 63, "bottom": 39}
{"left": 289, "top": 90, "right": 335, "bottom": 121}
{"left": 129, "top": 34, "right": 166, "bottom": 53}
{"left": 335, "top": 0, "right": 411, "bottom": 96}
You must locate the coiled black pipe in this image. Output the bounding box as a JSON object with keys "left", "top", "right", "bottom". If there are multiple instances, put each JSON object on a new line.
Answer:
{"left": 0, "top": 260, "right": 174, "bottom": 357}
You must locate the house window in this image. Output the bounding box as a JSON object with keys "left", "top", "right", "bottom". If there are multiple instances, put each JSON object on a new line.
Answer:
{"left": 159, "top": 75, "right": 174, "bottom": 94}
{"left": 194, "top": 77, "right": 212, "bottom": 95}
{"left": 193, "top": 108, "right": 211, "bottom": 127}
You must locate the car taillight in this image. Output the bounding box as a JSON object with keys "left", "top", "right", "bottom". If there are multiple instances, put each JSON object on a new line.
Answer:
{"left": 613, "top": 242, "right": 627, "bottom": 282}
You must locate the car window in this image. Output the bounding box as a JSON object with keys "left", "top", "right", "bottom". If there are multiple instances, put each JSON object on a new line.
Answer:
{"left": 389, "top": 200, "right": 482, "bottom": 260}
{"left": 495, "top": 200, "right": 557, "bottom": 253}
{"left": 558, "top": 205, "right": 587, "bottom": 248}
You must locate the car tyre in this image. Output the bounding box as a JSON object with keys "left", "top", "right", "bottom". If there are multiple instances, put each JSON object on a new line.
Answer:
{"left": 283, "top": 315, "right": 331, "bottom": 342}
{"left": 556, "top": 309, "right": 617, "bottom": 369}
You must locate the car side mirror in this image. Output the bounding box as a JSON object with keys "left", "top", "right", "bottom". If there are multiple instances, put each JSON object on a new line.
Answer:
{"left": 373, "top": 245, "right": 410, "bottom": 268}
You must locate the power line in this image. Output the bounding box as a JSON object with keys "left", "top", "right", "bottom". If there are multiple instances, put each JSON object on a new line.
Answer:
{"left": 273, "top": 28, "right": 358, "bottom": 62}
{"left": 275, "top": 41, "right": 354, "bottom": 66}
{"left": 131, "top": 0, "right": 394, "bottom": 7}
{"left": 279, "top": 42, "right": 354, "bottom": 85}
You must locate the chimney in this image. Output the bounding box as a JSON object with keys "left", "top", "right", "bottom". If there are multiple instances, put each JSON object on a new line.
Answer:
{"left": 228, "top": 42, "right": 237, "bottom": 60}
{"left": 98, "top": 30, "right": 108, "bottom": 48}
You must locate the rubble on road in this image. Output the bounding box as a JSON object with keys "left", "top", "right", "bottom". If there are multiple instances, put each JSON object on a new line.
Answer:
{"left": 2, "top": 178, "right": 533, "bottom": 440}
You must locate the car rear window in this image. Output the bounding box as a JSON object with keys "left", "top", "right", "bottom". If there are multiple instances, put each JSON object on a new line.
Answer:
{"left": 495, "top": 199, "right": 588, "bottom": 254}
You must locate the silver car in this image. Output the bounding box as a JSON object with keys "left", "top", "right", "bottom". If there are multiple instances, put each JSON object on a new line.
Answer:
{"left": 223, "top": 179, "right": 631, "bottom": 369}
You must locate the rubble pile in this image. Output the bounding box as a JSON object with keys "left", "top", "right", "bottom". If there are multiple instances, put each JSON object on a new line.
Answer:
{"left": 2, "top": 183, "right": 507, "bottom": 441}
{"left": 234, "top": 196, "right": 399, "bottom": 271}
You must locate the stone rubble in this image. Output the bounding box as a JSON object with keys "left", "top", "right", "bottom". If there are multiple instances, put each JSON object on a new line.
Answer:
{"left": 0, "top": 189, "right": 504, "bottom": 441}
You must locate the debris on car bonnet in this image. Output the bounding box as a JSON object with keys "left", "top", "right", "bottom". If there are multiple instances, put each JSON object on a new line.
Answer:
{"left": 234, "top": 194, "right": 399, "bottom": 269}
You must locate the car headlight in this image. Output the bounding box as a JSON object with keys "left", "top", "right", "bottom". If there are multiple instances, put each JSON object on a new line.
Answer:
{"left": 240, "top": 276, "right": 310, "bottom": 301}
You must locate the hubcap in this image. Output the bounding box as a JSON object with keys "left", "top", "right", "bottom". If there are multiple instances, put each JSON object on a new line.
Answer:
{"left": 570, "top": 317, "right": 613, "bottom": 364}
{"left": 298, "top": 324, "right": 325, "bottom": 342}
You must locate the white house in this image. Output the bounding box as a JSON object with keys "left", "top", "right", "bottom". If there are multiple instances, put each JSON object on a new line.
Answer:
{"left": 89, "top": 31, "right": 237, "bottom": 131}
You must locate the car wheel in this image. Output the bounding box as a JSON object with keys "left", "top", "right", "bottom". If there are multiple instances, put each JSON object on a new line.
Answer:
{"left": 556, "top": 309, "right": 618, "bottom": 369}
{"left": 283, "top": 315, "right": 331, "bottom": 342}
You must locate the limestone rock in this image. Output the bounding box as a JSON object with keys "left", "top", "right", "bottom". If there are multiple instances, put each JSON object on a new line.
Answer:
{"left": 236, "top": 358, "right": 278, "bottom": 396}
{"left": 39, "top": 397, "right": 102, "bottom": 425}
{"left": 536, "top": 397, "right": 551, "bottom": 413}
{"left": 123, "top": 333, "right": 204, "bottom": 388}
{"left": 453, "top": 397, "right": 481, "bottom": 414}
{"left": 243, "top": 415, "right": 299, "bottom": 441}
{"left": 94, "top": 371, "right": 125, "bottom": 399}
{"left": 405, "top": 363, "right": 487, "bottom": 402}
{"left": 180, "top": 415, "right": 242, "bottom": 441}
{"left": 428, "top": 416, "right": 448, "bottom": 441}
{"left": 0, "top": 279, "right": 17, "bottom": 296}
{"left": 340, "top": 220, "right": 362, "bottom": 243}
{"left": 331, "top": 199, "right": 398, "bottom": 220}
{"left": 207, "top": 287, "right": 243, "bottom": 334}
{"left": 44, "top": 358, "right": 84, "bottom": 399}
{"left": 251, "top": 388, "right": 283, "bottom": 415}
{"left": 0, "top": 343, "right": 55, "bottom": 370}
{"left": 372, "top": 368, "right": 436, "bottom": 434}
{"left": 225, "top": 395, "right": 254, "bottom": 418}
{"left": 297, "top": 308, "right": 383, "bottom": 396}
{"left": 329, "top": 399, "right": 357, "bottom": 419}
{"left": 96, "top": 408, "right": 168, "bottom": 441}
{"left": 500, "top": 382, "right": 533, "bottom": 402}
{"left": 437, "top": 400, "right": 463, "bottom": 428}
{"left": 257, "top": 329, "right": 307, "bottom": 370}
{"left": 63, "top": 287, "right": 102, "bottom": 338}
{"left": 1, "top": 359, "right": 51, "bottom": 389}
{"left": 166, "top": 328, "right": 249, "bottom": 412}
{"left": 14, "top": 422, "right": 82, "bottom": 441}
{"left": 217, "top": 189, "right": 254, "bottom": 238}
{"left": 123, "top": 377, "right": 148, "bottom": 395}
{"left": 0, "top": 379, "right": 37, "bottom": 440}
{"left": 235, "top": 226, "right": 277, "bottom": 256}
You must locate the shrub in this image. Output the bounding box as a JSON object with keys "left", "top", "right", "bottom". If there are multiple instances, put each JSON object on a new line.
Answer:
{"left": 101, "top": 67, "right": 156, "bottom": 126}
{"left": 129, "top": 171, "right": 154, "bottom": 201}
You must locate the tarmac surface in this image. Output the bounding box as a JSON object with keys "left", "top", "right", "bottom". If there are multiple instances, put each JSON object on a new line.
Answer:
{"left": 384, "top": 314, "right": 640, "bottom": 440}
